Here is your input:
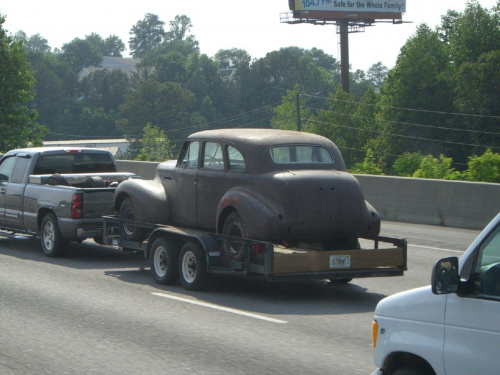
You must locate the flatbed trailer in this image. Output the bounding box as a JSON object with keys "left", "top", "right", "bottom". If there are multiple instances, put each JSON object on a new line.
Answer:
{"left": 103, "top": 216, "right": 407, "bottom": 291}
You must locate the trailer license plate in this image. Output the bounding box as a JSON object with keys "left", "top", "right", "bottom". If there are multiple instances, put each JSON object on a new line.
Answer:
{"left": 330, "top": 255, "right": 350, "bottom": 268}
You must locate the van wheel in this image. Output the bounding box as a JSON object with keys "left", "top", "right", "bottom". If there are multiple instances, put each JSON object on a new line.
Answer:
{"left": 179, "top": 242, "right": 208, "bottom": 291}
{"left": 40, "top": 213, "right": 67, "bottom": 257}
{"left": 222, "top": 212, "right": 246, "bottom": 260}
{"left": 118, "top": 197, "right": 147, "bottom": 242}
{"left": 150, "top": 237, "right": 179, "bottom": 285}
{"left": 393, "top": 368, "right": 428, "bottom": 375}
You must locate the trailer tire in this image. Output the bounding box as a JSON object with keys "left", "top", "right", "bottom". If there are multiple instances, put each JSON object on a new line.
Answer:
{"left": 150, "top": 237, "right": 179, "bottom": 285}
{"left": 393, "top": 368, "right": 428, "bottom": 375}
{"left": 222, "top": 211, "right": 246, "bottom": 260}
{"left": 179, "top": 242, "right": 208, "bottom": 291}
{"left": 40, "top": 213, "right": 67, "bottom": 257}
{"left": 118, "top": 197, "right": 147, "bottom": 242}
{"left": 329, "top": 278, "right": 353, "bottom": 284}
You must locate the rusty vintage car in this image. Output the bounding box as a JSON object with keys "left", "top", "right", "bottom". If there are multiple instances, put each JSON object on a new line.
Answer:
{"left": 114, "top": 129, "right": 380, "bottom": 257}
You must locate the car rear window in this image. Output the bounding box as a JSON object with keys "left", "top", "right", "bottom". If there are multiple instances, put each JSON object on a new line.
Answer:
{"left": 270, "top": 145, "right": 334, "bottom": 164}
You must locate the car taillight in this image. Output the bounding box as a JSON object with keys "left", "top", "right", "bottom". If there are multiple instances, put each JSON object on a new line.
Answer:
{"left": 252, "top": 243, "right": 265, "bottom": 255}
{"left": 71, "top": 193, "right": 83, "bottom": 219}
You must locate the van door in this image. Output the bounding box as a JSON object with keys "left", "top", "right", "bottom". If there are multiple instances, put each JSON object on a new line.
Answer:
{"left": 443, "top": 224, "right": 500, "bottom": 375}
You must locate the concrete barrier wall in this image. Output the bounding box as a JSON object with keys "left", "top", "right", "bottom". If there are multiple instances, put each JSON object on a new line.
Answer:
{"left": 115, "top": 161, "right": 500, "bottom": 230}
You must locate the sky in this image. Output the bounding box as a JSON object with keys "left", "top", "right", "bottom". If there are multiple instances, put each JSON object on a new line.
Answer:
{"left": 0, "top": 0, "right": 498, "bottom": 72}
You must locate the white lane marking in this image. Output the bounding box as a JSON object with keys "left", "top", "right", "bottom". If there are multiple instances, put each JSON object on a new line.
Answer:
{"left": 409, "top": 244, "right": 463, "bottom": 253}
{"left": 152, "top": 293, "right": 288, "bottom": 324}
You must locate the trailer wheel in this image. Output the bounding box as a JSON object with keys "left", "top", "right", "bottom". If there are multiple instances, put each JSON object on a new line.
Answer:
{"left": 222, "top": 212, "right": 246, "bottom": 260}
{"left": 179, "top": 242, "right": 208, "bottom": 291}
{"left": 118, "top": 197, "right": 147, "bottom": 242}
{"left": 329, "top": 278, "right": 353, "bottom": 284}
{"left": 150, "top": 237, "right": 179, "bottom": 285}
{"left": 40, "top": 213, "right": 67, "bottom": 257}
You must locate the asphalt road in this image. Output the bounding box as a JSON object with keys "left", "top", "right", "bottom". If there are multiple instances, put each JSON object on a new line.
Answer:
{"left": 0, "top": 222, "right": 480, "bottom": 375}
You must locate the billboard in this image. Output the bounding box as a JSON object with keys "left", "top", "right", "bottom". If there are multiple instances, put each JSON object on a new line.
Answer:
{"left": 289, "top": 0, "right": 406, "bottom": 20}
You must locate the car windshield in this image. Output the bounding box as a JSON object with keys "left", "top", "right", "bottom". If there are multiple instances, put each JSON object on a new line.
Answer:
{"left": 270, "top": 145, "right": 334, "bottom": 164}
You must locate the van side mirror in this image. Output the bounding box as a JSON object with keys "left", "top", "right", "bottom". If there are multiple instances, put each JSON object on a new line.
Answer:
{"left": 432, "top": 257, "right": 459, "bottom": 295}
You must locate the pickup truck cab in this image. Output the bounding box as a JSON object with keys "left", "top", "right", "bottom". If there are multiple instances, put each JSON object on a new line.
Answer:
{"left": 0, "top": 147, "right": 135, "bottom": 257}
{"left": 371, "top": 213, "right": 500, "bottom": 375}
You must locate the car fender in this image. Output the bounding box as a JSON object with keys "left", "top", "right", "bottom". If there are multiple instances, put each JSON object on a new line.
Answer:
{"left": 216, "top": 188, "right": 281, "bottom": 242}
{"left": 114, "top": 178, "right": 170, "bottom": 224}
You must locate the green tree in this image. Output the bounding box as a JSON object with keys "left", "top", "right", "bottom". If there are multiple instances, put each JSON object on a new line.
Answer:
{"left": 349, "top": 149, "right": 384, "bottom": 175}
{"left": 136, "top": 123, "right": 175, "bottom": 161}
{"left": 0, "top": 15, "right": 47, "bottom": 152}
{"left": 60, "top": 38, "right": 102, "bottom": 72}
{"left": 413, "top": 154, "right": 461, "bottom": 180}
{"left": 129, "top": 13, "right": 166, "bottom": 58}
{"left": 463, "top": 149, "right": 500, "bottom": 183}
{"left": 392, "top": 152, "right": 424, "bottom": 177}
{"left": 214, "top": 48, "right": 251, "bottom": 69}
{"left": 366, "top": 62, "right": 388, "bottom": 87}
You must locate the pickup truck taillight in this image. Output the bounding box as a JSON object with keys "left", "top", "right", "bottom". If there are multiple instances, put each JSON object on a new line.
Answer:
{"left": 71, "top": 193, "right": 83, "bottom": 219}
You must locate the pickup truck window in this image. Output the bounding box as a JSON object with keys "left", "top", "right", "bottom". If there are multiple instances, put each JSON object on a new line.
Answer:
{"left": 474, "top": 225, "right": 500, "bottom": 297}
{"left": 270, "top": 145, "right": 334, "bottom": 164}
{"left": 0, "top": 156, "right": 16, "bottom": 181}
{"left": 11, "top": 157, "right": 30, "bottom": 183}
{"left": 33, "top": 153, "right": 116, "bottom": 174}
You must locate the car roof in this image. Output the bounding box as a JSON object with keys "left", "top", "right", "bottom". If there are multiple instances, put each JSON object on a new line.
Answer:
{"left": 188, "top": 128, "right": 334, "bottom": 147}
{"left": 187, "top": 128, "right": 346, "bottom": 172}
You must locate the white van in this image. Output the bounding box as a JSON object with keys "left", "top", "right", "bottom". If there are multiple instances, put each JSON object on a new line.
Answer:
{"left": 371, "top": 213, "right": 500, "bottom": 375}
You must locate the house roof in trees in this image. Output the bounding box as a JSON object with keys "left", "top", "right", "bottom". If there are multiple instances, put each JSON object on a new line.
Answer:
{"left": 78, "top": 57, "right": 141, "bottom": 81}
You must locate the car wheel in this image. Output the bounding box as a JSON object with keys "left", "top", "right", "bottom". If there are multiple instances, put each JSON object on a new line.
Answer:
{"left": 179, "top": 241, "right": 208, "bottom": 291}
{"left": 393, "top": 368, "right": 429, "bottom": 375}
{"left": 40, "top": 213, "right": 67, "bottom": 257}
{"left": 222, "top": 211, "right": 246, "bottom": 260}
{"left": 322, "top": 237, "right": 360, "bottom": 251}
{"left": 118, "top": 197, "right": 147, "bottom": 242}
{"left": 150, "top": 237, "right": 179, "bottom": 285}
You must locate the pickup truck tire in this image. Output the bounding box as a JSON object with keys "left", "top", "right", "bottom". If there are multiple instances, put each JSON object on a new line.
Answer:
{"left": 150, "top": 237, "right": 179, "bottom": 285}
{"left": 118, "top": 197, "right": 147, "bottom": 242}
{"left": 40, "top": 213, "right": 67, "bottom": 257}
{"left": 84, "top": 176, "right": 106, "bottom": 188}
{"left": 393, "top": 368, "right": 428, "bottom": 375}
{"left": 179, "top": 241, "right": 208, "bottom": 291}
{"left": 222, "top": 212, "right": 246, "bottom": 260}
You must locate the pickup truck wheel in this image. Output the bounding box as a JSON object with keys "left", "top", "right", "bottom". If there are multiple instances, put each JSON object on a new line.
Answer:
{"left": 150, "top": 237, "right": 179, "bottom": 285}
{"left": 179, "top": 242, "right": 208, "bottom": 291}
{"left": 40, "top": 213, "right": 67, "bottom": 257}
{"left": 393, "top": 368, "right": 428, "bottom": 375}
{"left": 222, "top": 212, "right": 246, "bottom": 260}
{"left": 119, "top": 197, "right": 147, "bottom": 242}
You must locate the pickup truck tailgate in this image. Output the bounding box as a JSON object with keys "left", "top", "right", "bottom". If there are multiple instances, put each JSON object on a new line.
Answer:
{"left": 82, "top": 188, "right": 116, "bottom": 218}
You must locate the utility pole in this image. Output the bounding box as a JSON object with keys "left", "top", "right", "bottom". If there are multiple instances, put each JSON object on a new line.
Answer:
{"left": 296, "top": 92, "right": 301, "bottom": 131}
{"left": 339, "top": 20, "right": 350, "bottom": 93}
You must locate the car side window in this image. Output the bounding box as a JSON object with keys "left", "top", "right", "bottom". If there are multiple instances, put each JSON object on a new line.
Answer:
{"left": 202, "top": 142, "right": 224, "bottom": 170}
{"left": 227, "top": 146, "right": 246, "bottom": 171}
{"left": 473, "top": 225, "right": 500, "bottom": 298}
{"left": 180, "top": 141, "right": 200, "bottom": 168}
{"left": 0, "top": 156, "right": 16, "bottom": 182}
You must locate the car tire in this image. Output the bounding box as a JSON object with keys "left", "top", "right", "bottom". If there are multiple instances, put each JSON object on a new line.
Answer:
{"left": 40, "top": 213, "right": 67, "bottom": 257}
{"left": 179, "top": 241, "right": 208, "bottom": 291}
{"left": 84, "top": 176, "right": 106, "bottom": 188}
{"left": 222, "top": 211, "right": 247, "bottom": 260}
{"left": 322, "top": 237, "right": 360, "bottom": 251}
{"left": 150, "top": 237, "right": 179, "bottom": 285}
{"left": 118, "top": 197, "right": 147, "bottom": 242}
{"left": 329, "top": 278, "right": 353, "bottom": 284}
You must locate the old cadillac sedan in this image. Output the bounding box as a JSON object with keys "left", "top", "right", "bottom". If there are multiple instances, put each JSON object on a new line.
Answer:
{"left": 114, "top": 129, "right": 380, "bottom": 255}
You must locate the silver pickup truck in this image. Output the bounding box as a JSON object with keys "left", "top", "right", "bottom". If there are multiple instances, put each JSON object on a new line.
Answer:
{"left": 0, "top": 147, "right": 135, "bottom": 257}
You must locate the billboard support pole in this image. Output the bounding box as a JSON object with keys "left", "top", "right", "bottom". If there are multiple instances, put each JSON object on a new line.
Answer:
{"left": 339, "top": 20, "right": 350, "bottom": 93}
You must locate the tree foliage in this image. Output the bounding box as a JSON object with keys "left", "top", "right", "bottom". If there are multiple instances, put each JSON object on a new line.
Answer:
{"left": 0, "top": 15, "right": 47, "bottom": 152}
{"left": 135, "top": 123, "right": 175, "bottom": 161}
{"left": 129, "top": 13, "right": 166, "bottom": 58}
